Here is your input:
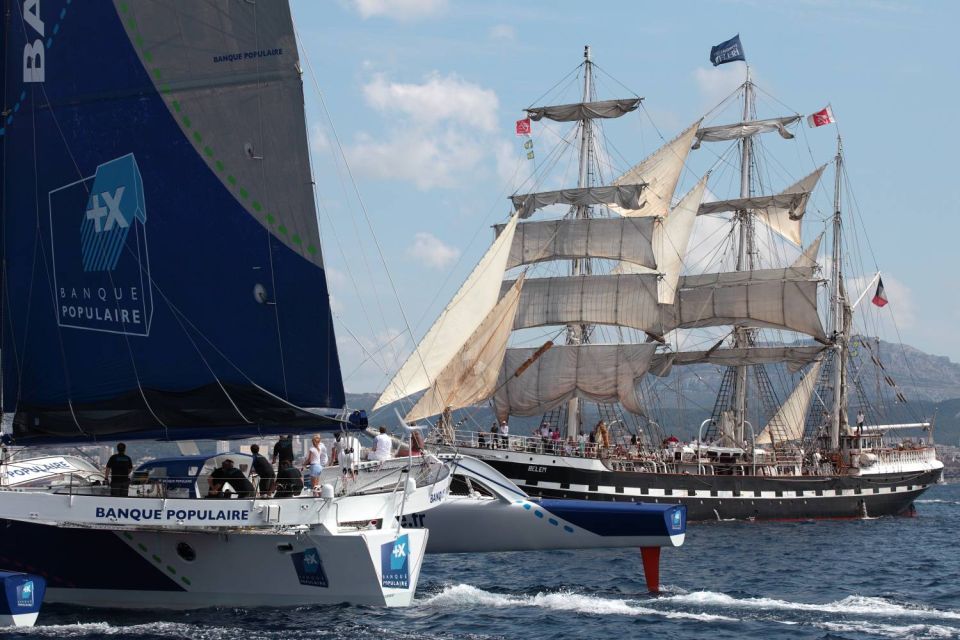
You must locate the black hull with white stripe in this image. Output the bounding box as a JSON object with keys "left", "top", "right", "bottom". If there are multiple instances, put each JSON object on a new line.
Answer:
{"left": 458, "top": 448, "right": 943, "bottom": 522}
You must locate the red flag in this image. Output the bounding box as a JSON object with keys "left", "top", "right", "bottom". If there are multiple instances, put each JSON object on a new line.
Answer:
{"left": 515, "top": 117, "right": 531, "bottom": 136}
{"left": 872, "top": 277, "right": 888, "bottom": 307}
{"left": 807, "top": 106, "right": 835, "bottom": 128}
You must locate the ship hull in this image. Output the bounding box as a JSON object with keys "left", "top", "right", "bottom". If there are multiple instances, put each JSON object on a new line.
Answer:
{"left": 457, "top": 448, "right": 943, "bottom": 521}
{"left": 0, "top": 520, "right": 427, "bottom": 609}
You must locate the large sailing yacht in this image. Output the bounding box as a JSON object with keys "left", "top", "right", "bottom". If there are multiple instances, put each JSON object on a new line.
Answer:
{"left": 374, "top": 45, "right": 942, "bottom": 521}
{"left": 0, "top": 0, "right": 453, "bottom": 607}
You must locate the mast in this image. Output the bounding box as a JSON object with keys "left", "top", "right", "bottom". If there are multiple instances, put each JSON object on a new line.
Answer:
{"left": 565, "top": 44, "right": 594, "bottom": 440}
{"left": 731, "top": 68, "right": 754, "bottom": 445}
{"left": 829, "top": 135, "right": 845, "bottom": 450}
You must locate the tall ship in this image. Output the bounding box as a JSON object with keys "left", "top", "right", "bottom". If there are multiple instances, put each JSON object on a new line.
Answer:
{"left": 373, "top": 43, "right": 943, "bottom": 521}
{"left": 0, "top": 0, "right": 454, "bottom": 607}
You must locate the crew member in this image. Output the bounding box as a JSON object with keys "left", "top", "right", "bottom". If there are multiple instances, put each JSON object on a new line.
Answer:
{"left": 104, "top": 443, "right": 134, "bottom": 497}
{"left": 371, "top": 427, "right": 393, "bottom": 462}
{"left": 250, "top": 444, "right": 276, "bottom": 497}
{"left": 272, "top": 434, "right": 295, "bottom": 466}
{"left": 208, "top": 458, "right": 255, "bottom": 499}
{"left": 303, "top": 434, "right": 329, "bottom": 492}
{"left": 275, "top": 460, "right": 305, "bottom": 497}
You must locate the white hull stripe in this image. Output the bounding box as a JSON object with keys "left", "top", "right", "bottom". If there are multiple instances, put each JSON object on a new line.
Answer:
{"left": 524, "top": 480, "right": 928, "bottom": 499}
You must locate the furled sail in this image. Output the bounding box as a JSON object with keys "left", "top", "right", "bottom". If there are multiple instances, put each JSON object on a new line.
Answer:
{"left": 613, "top": 175, "right": 709, "bottom": 304}
{"left": 3, "top": 1, "right": 346, "bottom": 442}
{"left": 792, "top": 232, "right": 824, "bottom": 269}
{"left": 493, "top": 344, "right": 658, "bottom": 419}
{"left": 526, "top": 98, "right": 640, "bottom": 122}
{"left": 510, "top": 185, "right": 647, "bottom": 219}
{"left": 664, "top": 269, "right": 827, "bottom": 340}
{"left": 502, "top": 274, "right": 661, "bottom": 333}
{"left": 692, "top": 116, "right": 801, "bottom": 148}
{"left": 374, "top": 215, "right": 519, "bottom": 411}
{"left": 651, "top": 346, "right": 827, "bottom": 377}
{"left": 612, "top": 120, "right": 702, "bottom": 218}
{"left": 495, "top": 217, "right": 657, "bottom": 270}
{"left": 756, "top": 360, "right": 824, "bottom": 445}
{"left": 404, "top": 277, "right": 525, "bottom": 423}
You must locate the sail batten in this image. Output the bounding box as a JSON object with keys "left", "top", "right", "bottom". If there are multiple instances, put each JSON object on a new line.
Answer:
{"left": 526, "top": 98, "right": 641, "bottom": 122}
{"left": 510, "top": 185, "right": 647, "bottom": 219}
{"left": 496, "top": 217, "right": 657, "bottom": 270}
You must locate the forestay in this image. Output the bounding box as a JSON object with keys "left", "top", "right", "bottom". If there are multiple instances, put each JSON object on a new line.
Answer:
{"left": 493, "top": 344, "right": 658, "bottom": 419}
{"left": 495, "top": 217, "right": 657, "bottom": 270}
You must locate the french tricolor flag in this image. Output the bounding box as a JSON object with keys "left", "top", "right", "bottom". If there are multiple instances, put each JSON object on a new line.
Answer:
{"left": 872, "top": 277, "right": 889, "bottom": 307}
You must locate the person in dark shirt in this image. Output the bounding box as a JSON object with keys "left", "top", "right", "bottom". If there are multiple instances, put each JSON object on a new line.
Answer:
{"left": 274, "top": 460, "right": 304, "bottom": 498}
{"left": 249, "top": 444, "right": 276, "bottom": 496}
{"left": 104, "top": 443, "right": 133, "bottom": 497}
{"left": 208, "top": 459, "right": 255, "bottom": 499}
{"left": 272, "top": 434, "right": 295, "bottom": 466}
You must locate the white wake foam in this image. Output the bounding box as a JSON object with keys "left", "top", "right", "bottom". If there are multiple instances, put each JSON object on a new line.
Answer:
{"left": 2, "top": 621, "right": 244, "bottom": 638}
{"left": 664, "top": 591, "right": 960, "bottom": 621}
{"left": 420, "top": 584, "right": 736, "bottom": 622}
{"left": 817, "top": 620, "right": 960, "bottom": 639}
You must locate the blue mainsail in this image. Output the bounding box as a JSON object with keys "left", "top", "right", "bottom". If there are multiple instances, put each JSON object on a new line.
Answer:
{"left": 1, "top": 0, "right": 345, "bottom": 442}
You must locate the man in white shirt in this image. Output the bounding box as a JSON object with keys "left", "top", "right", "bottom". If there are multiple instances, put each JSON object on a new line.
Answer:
{"left": 371, "top": 426, "right": 393, "bottom": 462}
{"left": 499, "top": 420, "right": 510, "bottom": 449}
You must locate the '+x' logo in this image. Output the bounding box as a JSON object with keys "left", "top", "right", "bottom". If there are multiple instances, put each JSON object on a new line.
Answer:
{"left": 392, "top": 541, "right": 406, "bottom": 559}
{"left": 86, "top": 187, "right": 128, "bottom": 233}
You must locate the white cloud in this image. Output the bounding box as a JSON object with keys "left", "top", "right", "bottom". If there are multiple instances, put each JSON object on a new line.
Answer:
{"left": 347, "top": 0, "right": 447, "bottom": 21}
{"left": 489, "top": 24, "right": 516, "bottom": 42}
{"left": 346, "top": 72, "right": 505, "bottom": 190}
{"left": 693, "top": 64, "right": 747, "bottom": 110}
{"left": 362, "top": 73, "right": 498, "bottom": 132}
{"left": 406, "top": 231, "right": 460, "bottom": 269}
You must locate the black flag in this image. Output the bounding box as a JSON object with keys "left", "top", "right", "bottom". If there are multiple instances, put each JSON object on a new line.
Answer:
{"left": 710, "top": 35, "right": 746, "bottom": 66}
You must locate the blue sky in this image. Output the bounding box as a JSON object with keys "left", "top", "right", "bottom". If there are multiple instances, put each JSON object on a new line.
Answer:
{"left": 290, "top": 0, "right": 958, "bottom": 393}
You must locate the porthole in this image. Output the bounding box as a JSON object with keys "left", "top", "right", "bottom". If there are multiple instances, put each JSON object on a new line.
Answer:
{"left": 176, "top": 542, "right": 196, "bottom": 562}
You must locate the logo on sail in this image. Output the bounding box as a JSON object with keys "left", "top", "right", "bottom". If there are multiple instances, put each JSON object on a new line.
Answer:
{"left": 48, "top": 153, "right": 153, "bottom": 336}
{"left": 380, "top": 534, "right": 410, "bottom": 589}
{"left": 291, "top": 548, "right": 329, "bottom": 588}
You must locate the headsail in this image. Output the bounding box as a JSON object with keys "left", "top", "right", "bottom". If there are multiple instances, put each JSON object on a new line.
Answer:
{"left": 2, "top": 1, "right": 343, "bottom": 442}
{"left": 756, "top": 360, "right": 824, "bottom": 445}
{"left": 612, "top": 120, "right": 702, "bottom": 218}
{"left": 374, "top": 215, "right": 519, "bottom": 411}
{"left": 792, "top": 232, "right": 824, "bottom": 269}
{"left": 404, "top": 276, "right": 525, "bottom": 423}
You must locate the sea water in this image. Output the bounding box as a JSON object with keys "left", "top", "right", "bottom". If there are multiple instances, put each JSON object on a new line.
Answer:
{"left": 4, "top": 483, "right": 958, "bottom": 639}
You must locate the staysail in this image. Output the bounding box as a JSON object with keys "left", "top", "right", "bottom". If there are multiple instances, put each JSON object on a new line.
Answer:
{"left": 404, "top": 276, "right": 525, "bottom": 423}
{"left": 374, "top": 215, "right": 519, "bottom": 411}
{"left": 756, "top": 360, "right": 824, "bottom": 445}
{"left": 2, "top": 1, "right": 344, "bottom": 441}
